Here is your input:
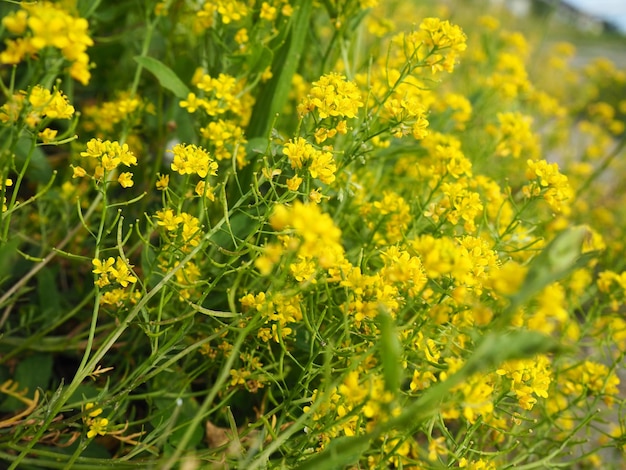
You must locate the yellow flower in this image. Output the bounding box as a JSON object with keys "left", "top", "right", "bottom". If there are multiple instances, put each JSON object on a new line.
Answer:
{"left": 72, "top": 165, "right": 87, "bottom": 178}
{"left": 87, "top": 417, "right": 108, "bottom": 439}
{"left": 156, "top": 173, "right": 169, "bottom": 190}
{"left": 117, "top": 172, "right": 134, "bottom": 188}
{"left": 169, "top": 143, "right": 217, "bottom": 178}
{"left": 260, "top": 2, "right": 277, "bottom": 21}
{"left": 92, "top": 257, "right": 115, "bottom": 276}
{"left": 298, "top": 72, "right": 364, "bottom": 119}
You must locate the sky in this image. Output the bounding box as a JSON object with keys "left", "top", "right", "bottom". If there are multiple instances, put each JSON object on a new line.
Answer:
{"left": 564, "top": 0, "right": 626, "bottom": 32}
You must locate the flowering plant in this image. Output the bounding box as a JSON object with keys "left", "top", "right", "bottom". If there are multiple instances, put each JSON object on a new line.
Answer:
{"left": 0, "top": 1, "right": 625, "bottom": 468}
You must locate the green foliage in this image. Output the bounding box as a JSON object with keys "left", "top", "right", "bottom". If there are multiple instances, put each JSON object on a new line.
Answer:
{"left": 0, "top": 0, "right": 625, "bottom": 469}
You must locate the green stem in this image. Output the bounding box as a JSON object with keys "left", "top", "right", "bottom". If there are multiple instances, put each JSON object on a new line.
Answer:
{"left": 9, "top": 188, "right": 254, "bottom": 469}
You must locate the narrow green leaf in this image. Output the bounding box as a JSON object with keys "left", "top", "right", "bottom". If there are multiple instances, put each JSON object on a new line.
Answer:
{"left": 295, "top": 434, "right": 371, "bottom": 470}
{"left": 134, "top": 56, "right": 190, "bottom": 99}
{"left": 507, "top": 226, "right": 591, "bottom": 315}
{"left": 247, "top": 0, "right": 313, "bottom": 139}
{"left": 377, "top": 307, "right": 402, "bottom": 393}
{"left": 461, "top": 330, "right": 559, "bottom": 377}
{"left": 0, "top": 354, "right": 53, "bottom": 412}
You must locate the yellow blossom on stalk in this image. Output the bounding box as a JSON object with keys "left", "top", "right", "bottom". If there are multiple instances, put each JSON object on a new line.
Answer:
{"left": 110, "top": 257, "right": 137, "bottom": 287}
{"left": 240, "top": 291, "right": 303, "bottom": 342}
{"left": 489, "top": 261, "right": 528, "bottom": 297}
{"left": 1, "top": 2, "right": 93, "bottom": 84}
{"left": 1, "top": 179, "right": 13, "bottom": 212}
{"left": 84, "top": 403, "right": 108, "bottom": 438}
{"left": 79, "top": 139, "right": 137, "bottom": 184}
{"left": 234, "top": 28, "right": 248, "bottom": 45}
{"left": 195, "top": 181, "right": 216, "bottom": 201}
{"left": 410, "top": 370, "right": 437, "bottom": 392}
{"left": 200, "top": 118, "right": 247, "bottom": 166}
{"left": 562, "top": 361, "right": 621, "bottom": 406}
{"left": 168, "top": 143, "right": 217, "bottom": 178}
{"left": 527, "top": 282, "right": 568, "bottom": 334}
{"left": 0, "top": 92, "right": 25, "bottom": 124}
{"left": 523, "top": 159, "right": 572, "bottom": 213}
{"left": 298, "top": 72, "right": 364, "bottom": 119}
{"left": 488, "top": 112, "right": 540, "bottom": 159}
{"left": 181, "top": 71, "right": 254, "bottom": 125}
{"left": 92, "top": 257, "right": 115, "bottom": 287}
{"left": 286, "top": 175, "right": 302, "bottom": 191}
{"left": 459, "top": 457, "right": 497, "bottom": 469}
{"left": 260, "top": 2, "right": 277, "bottom": 21}
{"left": 155, "top": 208, "right": 183, "bottom": 232}
{"left": 283, "top": 137, "right": 314, "bottom": 169}
{"left": 380, "top": 246, "right": 428, "bottom": 297}
{"left": 366, "top": 191, "right": 411, "bottom": 245}
{"left": 81, "top": 94, "right": 148, "bottom": 134}
{"left": 38, "top": 128, "right": 58, "bottom": 143}
{"left": 155, "top": 174, "right": 169, "bottom": 191}
{"left": 486, "top": 52, "right": 531, "bottom": 98}
{"left": 179, "top": 213, "right": 203, "bottom": 249}
{"left": 100, "top": 288, "right": 132, "bottom": 307}
{"left": 173, "top": 260, "right": 201, "bottom": 300}
{"left": 434, "top": 181, "right": 483, "bottom": 233}
{"left": 393, "top": 18, "right": 466, "bottom": 75}
{"left": 497, "top": 354, "right": 551, "bottom": 410}
{"left": 270, "top": 201, "right": 344, "bottom": 269}
{"left": 428, "top": 436, "right": 447, "bottom": 461}
{"left": 179, "top": 93, "right": 202, "bottom": 113}
{"left": 28, "top": 85, "right": 75, "bottom": 120}
{"left": 117, "top": 172, "right": 134, "bottom": 188}
{"left": 197, "top": 0, "right": 249, "bottom": 27}
{"left": 448, "top": 373, "right": 495, "bottom": 424}
{"left": 92, "top": 257, "right": 136, "bottom": 288}
{"left": 282, "top": 137, "right": 337, "bottom": 185}
{"left": 367, "top": 16, "right": 395, "bottom": 37}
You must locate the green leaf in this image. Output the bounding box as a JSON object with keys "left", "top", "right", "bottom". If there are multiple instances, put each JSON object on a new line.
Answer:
{"left": 461, "top": 330, "right": 559, "bottom": 378}
{"left": 295, "top": 434, "right": 371, "bottom": 470}
{"left": 376, "top": 307, "right": 402, "bottom": 393}
{"left": 0, "top": 237, "right": 20, "bottom": 287}
{"left": 0, "top": 353, "right": 53, "bottom": 412}
{"left": 37, "top": 267, "right": 61, "bottom": 316}
{"left": 247, "top": 0, "right": 313, "bottom": 139}
{"left": 507, "top": 226, "right": 592, "bottom": 315}
{"left": 134, "top": 56, "right": 190, "bottom": 99}
{"left": 15, "top": 134, "right": 52, "bottom": 184}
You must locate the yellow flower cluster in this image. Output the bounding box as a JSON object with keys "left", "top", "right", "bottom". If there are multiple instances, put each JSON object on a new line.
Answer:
{"left": 304, "top": 370, "right": 397, "bottom": 450}
{"left": 523, "top": 159, "right": 573, "bottom": 213}
{"left": 152, "top": 209, "right": 205, "bottom": 302}
{"left": 360, "top": 190, "right": 411, "bottom": 245}
{"left": 415, "top": 17, "right": 468, "bottom": 74}
{"left": 92, "top": 256, "right": 138, "bottom": 306}
{"left": 180, "top": 70, "right": 254, "bottom": 126}
{"left": 168, "top": 143, "right": 218, "bottom": 179}
{"left": 297, "top": 72, "right": 364, "bottom": 120}
{"left": 561, "top": 360, "right": 621, "bottom": 407}
{"left": 199, "top": 119, "right": 247, "bottom": 165}
{"left": 261, "top": 201, "right": 345, "bottom": 277}
{"left": 240, "top": 291, "right": 303, "bottom": 342}
{"left": 76, "top": 139, "right": 137, "bottom": 187}
{"left": 496, "top": 355, "right": 551, "bottom": 410}
{"left": 196, "top": 0, "right": 249, "bottom": 29}
{"left": 82, "top": 94, "right": 152, "bottom": 135}
{"left": 387, "top": 17, "right": 466, "bottom": 76}
{"left": 0, "top": 2, "right": 93, "bottom": 84}
{"left": 282, "top": 137, "right": 337, "bottom": 188}
{"left": 0, "top": 85, "right": 74, "bottom": 143}
{"left": 155, "top": 209, "right": 203, "bottom": 251}
{"left": 488, "top": 111, "right": 540, "bottom": 160}
{"left": 83, "top": 403, "right": 108, "bottom": 439}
